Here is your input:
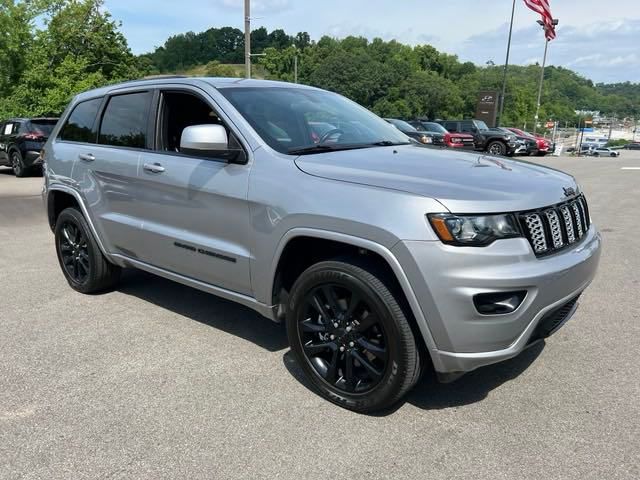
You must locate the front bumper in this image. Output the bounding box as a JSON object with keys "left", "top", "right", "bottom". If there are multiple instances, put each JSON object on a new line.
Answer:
{"left": 392, "top": 225, "right": 602, "bottom": 374}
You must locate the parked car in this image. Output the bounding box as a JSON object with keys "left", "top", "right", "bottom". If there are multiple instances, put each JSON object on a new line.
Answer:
{"left": 42, "top": 78, "right": 601, "bottom": 413}
{"left": 624, "top": 142, "right": 640, "bottom": 150}
{"left": 0, "top": 117, "right": 59, "bottom": 176}
{"left": 409, "top": 120, "right": 476, "bottom": 150}
{"left": 506, "top": 128, "right": 552, "bottom": 156}
{"left": 490, "top": 127, "right": 537, "bottom": 156}
{"left": 437, "top": 119, "right": 518, "bottom": 156}
{"left": 384, "top": 118, "right": 433, "bottom": 145}
{"left": 590, "top": 147, "right": 620, "bottom": 157}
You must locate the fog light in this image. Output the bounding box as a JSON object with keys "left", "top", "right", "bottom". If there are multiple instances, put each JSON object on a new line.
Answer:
{"left": 473, "top": 291, "right": 527, "bottom": 315}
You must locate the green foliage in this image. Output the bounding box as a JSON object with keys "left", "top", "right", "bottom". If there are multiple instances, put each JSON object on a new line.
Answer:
{"left": 0, "top": 0, "right": 142, "bottom": 118}
{"left": 606, "top": 139, "right": 630, "bottom": 148}
{"left": 204, "top": 60, "right": 240, "bottom": 78}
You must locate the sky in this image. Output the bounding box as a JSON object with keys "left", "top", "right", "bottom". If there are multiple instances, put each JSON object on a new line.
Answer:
{"left": 104, "top": 0, "right": 640, "bottom": 84}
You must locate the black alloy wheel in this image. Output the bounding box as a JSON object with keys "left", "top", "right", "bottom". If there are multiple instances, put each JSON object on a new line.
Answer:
{"left": 287, "top": 259, "right": 422, "bottom": 413}
{"left": 298, "top": 283, "right": 389, "bottom": 394}
{"left": 58, "top": 221, "right": 90, "bottom": 284}
{"left": 10, "top": 151, "right": 26, "bottom": 177}
{"left": 487, "top": 141, "right": 506, "bottom": 156}
{"left": 54, "top": 207, "right": 121, "bottom": 293}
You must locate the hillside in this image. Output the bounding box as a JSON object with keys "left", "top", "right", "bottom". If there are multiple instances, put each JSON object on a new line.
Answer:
{"left": 141, "top": 27, "right": 639, "bottom": 128}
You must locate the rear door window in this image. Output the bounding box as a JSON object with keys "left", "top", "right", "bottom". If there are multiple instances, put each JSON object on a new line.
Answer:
{"left": 59, "top": 98, "right": 103, "bottom": 143}
{"left": 98, "top": 92, "right": 152, "bottom": 149}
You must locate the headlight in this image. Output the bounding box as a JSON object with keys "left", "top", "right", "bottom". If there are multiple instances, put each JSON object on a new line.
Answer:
{"left": 428, "top": 213, "right": 521, "bottom": 246}
{"left": 420, "top": 135, "right": 433, "bottom": 144}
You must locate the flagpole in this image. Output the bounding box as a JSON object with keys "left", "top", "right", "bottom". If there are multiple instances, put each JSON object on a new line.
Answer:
{"left": 533, "top": 37, "right": 549, "bottom": 135}
{"left": 498, "top": 0, "right": 517, "bottom": 127}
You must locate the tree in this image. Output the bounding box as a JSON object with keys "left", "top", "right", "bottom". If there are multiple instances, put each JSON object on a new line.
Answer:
{"left": 0, "top": 0, "right": 141, "bottom": 118}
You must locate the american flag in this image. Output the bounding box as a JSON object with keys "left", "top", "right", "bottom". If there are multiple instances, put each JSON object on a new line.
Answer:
{"left": 523, "top": 0, "right": 557, "bottom": 40}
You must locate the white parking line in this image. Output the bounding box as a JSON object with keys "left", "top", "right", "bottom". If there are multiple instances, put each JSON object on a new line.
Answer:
{"left": 621, "top": 167, "right": 640, "bottom": 170}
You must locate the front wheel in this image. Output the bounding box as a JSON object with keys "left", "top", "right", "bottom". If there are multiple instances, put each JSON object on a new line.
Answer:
{"left": 286, "top": 258, "right": 422, "bottom": 413}
{"left": 487, "top": 141, "right": 506, "bottom": 156}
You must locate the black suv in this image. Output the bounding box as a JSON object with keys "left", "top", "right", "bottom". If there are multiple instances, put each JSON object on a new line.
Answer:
{"left": 437, "top": 119, "right": 518, "bottom": 156}
{"left": 0, "top": 117, "right": 59, "bottom": 176}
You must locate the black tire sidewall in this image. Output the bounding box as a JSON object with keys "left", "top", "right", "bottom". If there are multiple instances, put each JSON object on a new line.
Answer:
{"left": 286, "top": 261, "right": 414, "bottom": 412}
{"left": 54, "top": 208, "right": 102, "bottom": 293}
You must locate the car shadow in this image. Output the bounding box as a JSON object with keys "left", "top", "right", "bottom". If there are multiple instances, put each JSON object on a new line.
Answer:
{"left": 283, "top": 340, "right": 545, "bottom": 416}
{"left": 117, "top": 268, "right": 544, "bottom": 412}
{"left": 116, "top": 269, "right": 288, "bottom": 352}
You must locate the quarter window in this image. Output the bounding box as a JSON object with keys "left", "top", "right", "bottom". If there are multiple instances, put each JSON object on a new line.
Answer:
{"left": 59, "top": 98, "right": 102, "bottom": 143}
{"left": 99, "top": 92, "right": 152, "bottom": 149}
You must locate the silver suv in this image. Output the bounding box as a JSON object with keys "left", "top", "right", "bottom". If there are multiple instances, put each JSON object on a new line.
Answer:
{"left": 43, "top": 78, "right": 602, "bottom": 412}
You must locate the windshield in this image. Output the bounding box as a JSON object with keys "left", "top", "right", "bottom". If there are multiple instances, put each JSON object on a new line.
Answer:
{"left": 422, "top": 122, "right": 448, "bottom": 134}
{"left": 474, "top": 120, "right": 490, "bottom": 131}
{"left": 219, "top": 87, "right": 410, "bottom": 154}
{"left": 386, "top": 119, "right": 417, "bottom": 132}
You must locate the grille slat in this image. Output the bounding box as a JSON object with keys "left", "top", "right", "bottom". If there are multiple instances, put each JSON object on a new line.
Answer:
{"left": 520, "top": 196, "right": 590, "bottom": 257}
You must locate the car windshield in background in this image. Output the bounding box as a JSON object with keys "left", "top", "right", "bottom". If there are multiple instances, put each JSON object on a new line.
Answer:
{"left": 30, "top": 120, "right": 58, "bottom": 136}
{"left": 422, "top": 122, "right": 448, "bottom": 134}
{"left": 475, "top": 120, "right": 490, "bottom": 131}
{"left": 219, "top": 87, "right": 410, "bottom": 155}
{"left": 387, "top": 119, "right": 417, "bottom": 132}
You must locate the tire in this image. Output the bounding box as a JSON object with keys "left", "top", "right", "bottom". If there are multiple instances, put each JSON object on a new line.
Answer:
{"left": 286, "top": 258, "right": 422, "bottom": 413}
{"left": 593, "top": 153, "right": 599, "bottom": 157}
{"left": 10, "top": 150, "right": 27, "bottom": 177}
{"left": 54, "top": 207, "right": 121, "bottom": 294}
{"left": 487, "top": 141, "right": 506, "bottom": 156}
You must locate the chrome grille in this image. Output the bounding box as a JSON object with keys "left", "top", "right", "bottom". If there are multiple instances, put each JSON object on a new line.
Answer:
{"left": 520, "top": 196, "right": 591, "bottom": 257}
{"left": 545, "top": 209, "right": 564, "bottom": 249}
{"left": 524, "top": 214, "right": 548, "bottom": 253}
{"left": 560, "top": 205, "right": 576, "bottom": 243}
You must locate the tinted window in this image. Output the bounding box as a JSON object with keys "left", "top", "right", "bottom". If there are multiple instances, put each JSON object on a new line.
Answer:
{"left": 99, "top": 92, "right": 151, "bottom": 149}
{"left": 59, "top": 99, "right": 102, "bottom": 142}
{"left": 444, "top": 122, "right": 458, "bottom": 132}
{"left": 60, "top": 102, "right": 99, "bottom": 142}
{"left": 29, "top": 120, "right": 58, "bottom": 136}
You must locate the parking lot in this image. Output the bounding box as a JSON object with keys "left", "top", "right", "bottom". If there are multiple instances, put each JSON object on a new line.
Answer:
{"left": 1, "top": 153, "right": 639, "bottom": 480}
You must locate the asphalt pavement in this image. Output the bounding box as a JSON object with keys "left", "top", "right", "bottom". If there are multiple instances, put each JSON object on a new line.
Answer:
{"left": 1, "top": 153, "right": 639, "bottom": 479}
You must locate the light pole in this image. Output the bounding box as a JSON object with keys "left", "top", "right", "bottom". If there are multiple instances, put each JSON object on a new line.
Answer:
{"left": 498, "top": 0, "right": 517, "bottom": 127}
{"left": 533, "top": 18, "right": 559, "bottom": 135}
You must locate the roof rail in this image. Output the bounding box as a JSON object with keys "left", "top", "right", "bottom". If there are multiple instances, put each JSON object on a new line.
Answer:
{"left": 141, "top": 75, "right": 189, "bottom": 80}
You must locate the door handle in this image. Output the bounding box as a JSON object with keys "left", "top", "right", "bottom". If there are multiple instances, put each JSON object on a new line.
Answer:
{"left": 78, "top": 153, "right": 95, "bottom": 162}
{"left": 143, "top": 162, "right": 165, "bottom": 174}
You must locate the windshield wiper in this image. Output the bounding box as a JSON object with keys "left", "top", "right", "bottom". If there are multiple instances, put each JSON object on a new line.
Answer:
{"left": 369, "top": 140, "right": 412, "bottom": 146}
{"left": 288, "top": 144, "right": 371, "bottom": 155}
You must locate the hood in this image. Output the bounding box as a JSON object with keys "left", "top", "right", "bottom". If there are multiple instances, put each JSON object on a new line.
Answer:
{"left": 294, "top": 144, "right": 579, "bottom": 213}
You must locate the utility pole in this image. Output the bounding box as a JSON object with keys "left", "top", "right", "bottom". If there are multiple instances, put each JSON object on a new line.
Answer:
{"left": 244, "top": 0, "right": 251, "bottom": 78}
{"left": 498, "top": 0, "right": 517, "bottom": 127}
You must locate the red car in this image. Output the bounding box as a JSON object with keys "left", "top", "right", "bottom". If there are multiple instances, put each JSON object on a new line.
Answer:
{"left": 507, "top": 128, "right": 552, "bottom": 156}
{"left": 410, "top": 121, "right": 476, "bottom": 150}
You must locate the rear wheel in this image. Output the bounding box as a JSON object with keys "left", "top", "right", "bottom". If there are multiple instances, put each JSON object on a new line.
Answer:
{"left": 10, "top": 150, "right": 27, "bottom": 177}
{"left": 487, "top": 141, "right": 506, "bottom": 156}
{"left": 55, "top": 208, "right": 121, "bottom": 293}
{"left": 286, "top": 258, "right": 422, "bottom": 413}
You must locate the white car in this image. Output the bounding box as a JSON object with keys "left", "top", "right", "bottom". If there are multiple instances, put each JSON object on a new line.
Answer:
{"left": 591, "top": 147, "right": 620, "bottom": 157}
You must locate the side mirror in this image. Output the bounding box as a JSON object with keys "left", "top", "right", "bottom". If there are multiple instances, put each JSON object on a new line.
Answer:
{"left": 180, "top": 124, "right": 245, "bottom": 163}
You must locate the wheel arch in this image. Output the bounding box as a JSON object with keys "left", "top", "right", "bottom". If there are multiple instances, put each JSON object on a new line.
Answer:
{"left": 269, "top": 229, "right": 440, "bottom": 367}
{"left": 46, "top": 186, "right": 111, "bottom": 259}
